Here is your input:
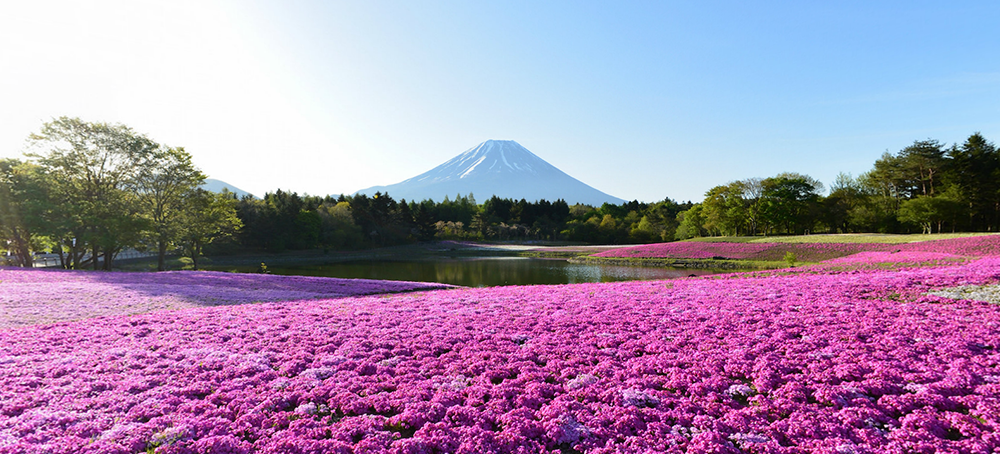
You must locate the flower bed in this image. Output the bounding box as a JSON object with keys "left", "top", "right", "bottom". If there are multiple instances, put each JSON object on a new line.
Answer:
{"left": 591, "top": 241, "right": 880, "bottom": 262}
{"left": 813, "top": 251, "right": 967, "bottom": 270}
{"left": 898, "top": 235, "right": 1000, "bottom": 257}
{"left": 0, "top": 268, "right": 451, "bottom": 329}
{"left": 3, "top": 260, "right": 1000, "bottom": 453}
{"left": 594, "top": 234, "right": 1000, "bottom": 263}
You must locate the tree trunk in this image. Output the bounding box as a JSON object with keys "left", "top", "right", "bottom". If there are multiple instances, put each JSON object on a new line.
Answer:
{"left": 157, "top": 237, "right": 167, "bottom": 271}
{"left": 8, "top": 228, "right": 33, "bottom": 268}
{"left": 93, "top": 245, "right": 100, "bottom": 270}
{"left": 15, "top": 243, "right": 31, "bottom": 268}
{"left": 72, "top": 246, "right": 82, "bottom": 270}
{"left": 191, "top": 242, "right": 201, "bottom": 271}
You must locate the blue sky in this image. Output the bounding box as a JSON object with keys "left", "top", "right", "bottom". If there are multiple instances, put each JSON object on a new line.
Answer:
{"left": 2, "top": 1, "right": 999, "bottom": 203}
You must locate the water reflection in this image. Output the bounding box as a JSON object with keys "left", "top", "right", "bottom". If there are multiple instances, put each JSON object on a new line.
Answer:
{"left": 238, "top": 257, "right": 726, "bottom": 287}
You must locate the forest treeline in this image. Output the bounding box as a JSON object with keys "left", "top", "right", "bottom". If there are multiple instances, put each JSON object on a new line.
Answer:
{"left": 678, "top": 133, "right": 1000, "bottom": 237}
{"left": 3, "top": 117, "right": 999, "bottom": 267}
{"left": 231, "top": 191, "right": 691, "bottom": 253}
{"left": 231, "top": 132, "right": 1000, "bottom": 251}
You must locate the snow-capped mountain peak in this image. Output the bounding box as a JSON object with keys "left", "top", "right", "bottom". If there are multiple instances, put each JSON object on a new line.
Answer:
{"left": 415, "top": 140, "right": 552, "bottom": 183}
{"left": 356, "top": 140, "right": 624, "bottom": 205}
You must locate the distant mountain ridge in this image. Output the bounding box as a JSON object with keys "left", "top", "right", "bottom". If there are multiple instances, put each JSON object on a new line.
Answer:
{"left": 201, "top": 178, "right": 254, "bottom": 199}
{"left": 356, "top": 140, "right": 625, "bottom": 205}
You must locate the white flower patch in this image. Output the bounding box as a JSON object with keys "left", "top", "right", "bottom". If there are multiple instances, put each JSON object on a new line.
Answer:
{"left": 294, "top": 402, "right": 318, "bottom": 415}
{"left": 726, "top": 383, "right": 755, "bottom": 398}
{"left": 621, "top": 388, "right": 660, "bottom": 408}
{"left": 565, "top": 374, "right": 598, "bottom": 390}
{"left": 929, "top": 284, "right": 1000, "bottom": 303}
{"left": 729, "top": 432, "right": 770, "bottom": 449}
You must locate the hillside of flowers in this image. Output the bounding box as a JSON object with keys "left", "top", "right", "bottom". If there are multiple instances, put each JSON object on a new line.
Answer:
{"left": 0, "top": 268, "right": 451, "bottom": 329}
{"left": 593, "top": 234, "right": 1000, "bottom": 263}
{"left": 4, "top": 246, "right": 1000, "bottom": 453}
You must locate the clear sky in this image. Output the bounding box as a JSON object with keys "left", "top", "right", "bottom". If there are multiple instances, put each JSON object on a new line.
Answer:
{"left": 2, "top": 1, "right": 999, "bottom": 203}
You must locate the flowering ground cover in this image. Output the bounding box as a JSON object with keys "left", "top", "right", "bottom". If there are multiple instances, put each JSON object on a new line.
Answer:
{"left": 593, "top": 234, "right": 1000, "bottom": 263}
{"left": 591, "top": 241, "right": 878, "bottom": 262}
{"left": 693, "top": 233, "right": 998, "bottom": 244}
{"left": 4, "top": 257, "right": 1000, "bottom": 453}
{"left": 806, "top": 251, "right": 967, "bottom": 271}
{"left": 0, "top": 267, "right": 451, "bottom": 329}
{"left": 896, "top": 235, "right": 1000, "bottom": 257}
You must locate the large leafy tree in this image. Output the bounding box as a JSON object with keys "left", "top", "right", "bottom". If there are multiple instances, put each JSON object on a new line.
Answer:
{"left": 28, "top": 117, "right": 158, "bottom": 269}
{"left": 701, "top": 182, "right": 747, "bottom": 236}
{"left": 180, "top": 189, "right": 242, "bottom": 270}
{"left": 674, "top": 204, "right": 707, "bottom": 240}
{"left": 898, "top": 195, "right": 963, "bottom": 234}
{"left": 136, "top": 146, "right": 206, "bottom": 271}
{"left": 0, "top": 159, "right": 50, "bottom": 267}
{"left": 760, "top": 173, "right": 823, "bottom": 235}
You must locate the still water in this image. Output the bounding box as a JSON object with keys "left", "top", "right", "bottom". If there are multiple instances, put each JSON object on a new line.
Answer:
{"left": 228, "top": 257, "right": 727, "bottom": 287}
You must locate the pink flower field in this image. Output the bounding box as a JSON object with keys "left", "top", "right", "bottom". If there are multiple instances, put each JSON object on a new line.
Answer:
{"left": 593, "top": 235, "right": 1000, "bottom": 263}
{"left": 0, "top": 268, "right": 452, "bottom": 329}
{"left": 4, "top": 247, "right": 1000, "bottom": 453}
{"left": 816, "top": 252, "right": 966, "bottom": 269}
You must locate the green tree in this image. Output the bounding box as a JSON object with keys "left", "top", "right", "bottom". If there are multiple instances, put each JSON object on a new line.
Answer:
{"left": 897, "top": 195, "right": 963, "bottom": 234}
{"left": 946, "top": 133, "right": 999, "bottom": 230}
{"left": 136, "top": 146, "right": 206, "bottom": 271}
{"left": 598, "top": 214, "right": 619, "bottom": 243}
{"left": 898, "top": 140, "right": 947, "bottom": 197}
{"left": 317, "top": 201, "right": 364, "bottom": 250}
{"left": 701, "top": 182, "right": 746, "bottom": 236}
{"left": 851, "top": 170, "right": 902, "bottom": 232}
{"left": 0, "top": 159, "right": 50, "bottom": 267}
{"left": 675, "top": 204, "right": 706, "bottom": 240}
{"left": 28, "top": 117, "right": 158, "bottom": 269}
{"left": 180, "top": 189, "right": 242, "bottom": 270}
{"left": 629, "top": 215, "right": 658, "bottom": 243}
{"left": 760, "top": 173, "right": 822, "bottom": 234}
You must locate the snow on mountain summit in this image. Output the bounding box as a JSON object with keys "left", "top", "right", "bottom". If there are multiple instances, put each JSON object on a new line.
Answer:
{"left": 416, "top": 140, "right": 552, "bottom": 182}
{"left": 355, "top": 140, "right": 625, "bottom": 205}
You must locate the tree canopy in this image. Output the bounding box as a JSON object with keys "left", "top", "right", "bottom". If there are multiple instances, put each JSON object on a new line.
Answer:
{"left": 0, "top": 117, "right": 237, "bottom": 269}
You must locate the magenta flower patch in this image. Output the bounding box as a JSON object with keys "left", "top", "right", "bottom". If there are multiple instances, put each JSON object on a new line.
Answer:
{"left": 594, "top": 235, "right": 1000, "bottom": 263}
{"left": 3, "top": 257, "right": 1000, "bottom": 452}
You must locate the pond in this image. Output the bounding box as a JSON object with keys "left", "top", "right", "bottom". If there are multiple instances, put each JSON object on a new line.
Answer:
{"left": 212, "top": 257, "right": 730, "bottom": 287}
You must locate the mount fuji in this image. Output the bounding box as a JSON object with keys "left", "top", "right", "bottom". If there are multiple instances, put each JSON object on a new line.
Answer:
{"left": 355, "top": 140, "right": 625, "bottom": 206}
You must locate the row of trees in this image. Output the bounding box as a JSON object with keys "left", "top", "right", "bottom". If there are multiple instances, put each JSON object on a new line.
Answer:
{"left": 676, "top": 172, "right": 825, "bottom": 237}
{"left": 233, "top": 132, "right": 1000, "bottom": 250}
{"left": 0, "top": 117, "right": 241, "bottom": 269}
{"left": 676, "top": 133, "right": 1000, "bottom": 238}
{"left": 231, "top": 191, "right": 694, "bottom": 252}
